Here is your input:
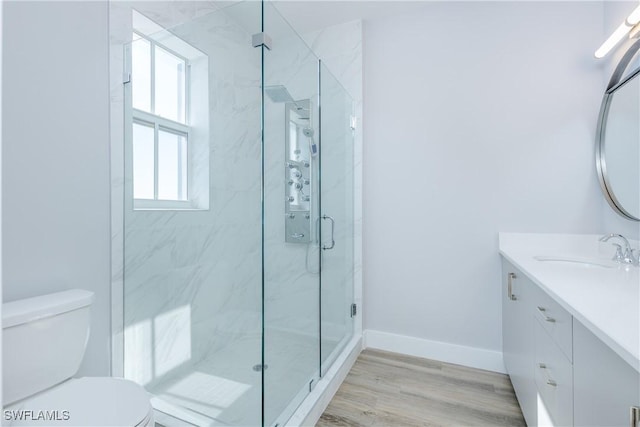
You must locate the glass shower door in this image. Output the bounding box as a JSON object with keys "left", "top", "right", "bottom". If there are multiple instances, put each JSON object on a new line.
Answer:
{"left": 262, "top": 3, "right": 321, "bottom": 426}
{"left": 319, "top": 62, "right": 355, "bottom": 375}
{"left": 121, "top": 3, "right": 264, "bottom": 426}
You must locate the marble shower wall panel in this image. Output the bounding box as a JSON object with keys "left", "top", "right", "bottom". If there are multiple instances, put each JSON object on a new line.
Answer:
{"left": 168, "top": 8, "right": 263, "bottom": 367}
{"left": 109, "top": 1, "right": 263, "bottom": 383}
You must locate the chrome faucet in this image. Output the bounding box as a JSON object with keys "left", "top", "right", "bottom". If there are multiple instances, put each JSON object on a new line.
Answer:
{"left": 599, "top": 233, "right": 636, "bottom": 265}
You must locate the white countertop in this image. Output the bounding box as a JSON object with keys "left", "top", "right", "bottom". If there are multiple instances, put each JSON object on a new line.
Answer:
{"left": 499, "top": 233, "right": 640, "bottom": 372}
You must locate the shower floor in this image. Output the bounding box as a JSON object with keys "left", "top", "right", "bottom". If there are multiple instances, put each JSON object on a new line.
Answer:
{"left": 148, "top": 329, "right": 339, "bottom": 427}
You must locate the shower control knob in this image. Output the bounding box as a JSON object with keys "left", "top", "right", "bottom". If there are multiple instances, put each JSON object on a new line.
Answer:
{"left": 287, "top": 162, "right": 296, "bottom": 169}
{"left": 288, "top": 179, "right": 294, "bottom": 185}
{"left": 295, "top": 183, "right": 303, "bottom": 190}
{"left": 294, "top": 171, "right": 302, "bottom": 178}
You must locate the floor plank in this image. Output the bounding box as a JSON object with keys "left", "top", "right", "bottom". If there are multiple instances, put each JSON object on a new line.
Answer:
{"left": 317, "top": 349, "right": 525, "bottom": 427}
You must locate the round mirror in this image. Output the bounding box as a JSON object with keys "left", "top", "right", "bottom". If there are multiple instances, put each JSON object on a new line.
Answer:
{"left": 597, "top": 40, "right": 640, "bottom": 221}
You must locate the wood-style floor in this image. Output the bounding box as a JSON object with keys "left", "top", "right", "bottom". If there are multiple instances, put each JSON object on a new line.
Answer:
{"left": 316, "top": 349, "right": 526, "bottom": 427}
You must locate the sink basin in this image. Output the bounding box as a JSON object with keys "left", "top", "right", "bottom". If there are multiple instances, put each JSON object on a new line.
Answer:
{"left": 534, "top": 256, "right": 614, "bottom": 269}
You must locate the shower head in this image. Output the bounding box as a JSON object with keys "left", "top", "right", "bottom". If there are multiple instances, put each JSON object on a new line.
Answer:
{"left": 264, "top": 85, "right": 294, "bottom": 103}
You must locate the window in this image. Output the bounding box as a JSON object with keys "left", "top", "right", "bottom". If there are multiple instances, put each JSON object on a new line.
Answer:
{"left": 131, "top": 32, "right": 189, "bottom": 205}
{"left": 126, "top": 14, "right": 209, "bottom": 211}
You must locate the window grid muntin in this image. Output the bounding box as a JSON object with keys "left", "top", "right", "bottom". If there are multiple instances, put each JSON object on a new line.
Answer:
{"left": 133, "top": 31, "right": 189, "bottom": 124}
{"left": 131, "top": 120, "right": 155, "bottom": 200}
{"left": 157, "top": 126, "right": 188, "bottom": 201}
{"left": 154, "top": 44, "right": 186, "bottom": 123}
{"left": 131, "top": 31, "right": 191, "bottom": 203}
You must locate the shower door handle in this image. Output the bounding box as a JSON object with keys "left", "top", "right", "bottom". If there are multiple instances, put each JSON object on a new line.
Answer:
{"left": 322, "top": 215, "right": 335, "bottom": 250}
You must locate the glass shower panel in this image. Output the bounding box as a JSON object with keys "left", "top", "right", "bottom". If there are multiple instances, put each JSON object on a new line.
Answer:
{"left": 122, "top": 2, "right": 263, "bottom": 425}
{"left": 319, "top": 62, "right": 355, "bottom": 375}
{"left": 262, "top": 2, "right": 321, "bottom": 426}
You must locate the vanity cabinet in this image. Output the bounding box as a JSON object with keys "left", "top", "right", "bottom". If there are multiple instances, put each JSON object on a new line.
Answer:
{"left": 573, "top": 320, "right": 640, "bottom": 427}
{"left": 502, "top": 259, "right": 537, "bottom": 426}
{"left": 502, "top": 258, "right": 640, "bottom": 427}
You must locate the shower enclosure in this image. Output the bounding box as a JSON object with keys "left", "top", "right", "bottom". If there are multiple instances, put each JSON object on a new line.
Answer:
{"left": 117, "top": 1, "right": 355, "bottom": 425}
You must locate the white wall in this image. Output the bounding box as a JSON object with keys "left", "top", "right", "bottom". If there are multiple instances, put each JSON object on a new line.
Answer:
{"left": 1, "top": 0, "right": 4, "bottom": 407}
{"left": 363, "top": 1, "right": 605, "bottom": 370}
{"left": 2, "top": 1, "right": 111, "bottom": 376}
{"left": 601, "top": 1, "right": 640, "bottom": 241}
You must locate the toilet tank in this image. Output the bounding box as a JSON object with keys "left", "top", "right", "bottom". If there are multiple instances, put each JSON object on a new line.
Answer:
{"left": 2, "top": 289, "right": 94, "bottom": 406}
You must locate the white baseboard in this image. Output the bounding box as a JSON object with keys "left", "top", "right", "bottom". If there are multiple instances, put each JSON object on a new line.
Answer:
{"left": 364, "top": 330, "right": 506, "bottom": 374}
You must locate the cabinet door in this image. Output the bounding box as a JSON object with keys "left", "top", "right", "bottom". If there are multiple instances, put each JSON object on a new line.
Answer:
{"left": 574, "top": 319, "right": 640, "bottom": 426}
{"left": 502, "top": 259, "right": 537, "bottom": 426}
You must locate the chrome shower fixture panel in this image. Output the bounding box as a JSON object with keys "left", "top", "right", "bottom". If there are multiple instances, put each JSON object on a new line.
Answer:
{"left": 285, "top": 99, "right": 313, "bottom": 244}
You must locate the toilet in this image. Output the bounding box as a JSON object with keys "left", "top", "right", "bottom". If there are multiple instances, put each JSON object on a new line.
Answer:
{"left": 2, "top": 289, "right": 154, "bottom": 426}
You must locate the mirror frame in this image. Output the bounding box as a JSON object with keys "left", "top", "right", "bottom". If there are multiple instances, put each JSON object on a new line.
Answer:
{"left": 596, "top": 38, "right": 640, "bottom": 222}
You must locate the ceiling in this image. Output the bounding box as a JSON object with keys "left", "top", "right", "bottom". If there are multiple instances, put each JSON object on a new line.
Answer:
{"left": 271, "top": 1, "right": 436, "bottom": 33}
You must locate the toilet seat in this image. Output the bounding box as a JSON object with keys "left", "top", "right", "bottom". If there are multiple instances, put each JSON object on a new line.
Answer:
{"left": 5, "top": 377, "right": 154, "bottom": 426}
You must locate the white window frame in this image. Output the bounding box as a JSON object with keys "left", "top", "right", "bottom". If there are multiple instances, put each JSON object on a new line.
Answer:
{"left": 132, "top": 31, "right": 192, "bottom": 209}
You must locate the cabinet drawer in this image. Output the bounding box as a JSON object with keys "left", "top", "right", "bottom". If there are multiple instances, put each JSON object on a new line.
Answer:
{"left": 531, "top": 284, "right": 572, "bottom": 361}
{"left": 535, "top": 319, "right": 573, "bottom": 427}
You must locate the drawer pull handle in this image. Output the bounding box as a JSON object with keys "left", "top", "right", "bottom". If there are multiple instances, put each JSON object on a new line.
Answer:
{"left": 507, "top": 273, "right": 517, "bottom": 301}
{"left": 631, "top": 406, "right": 640, "bottom": 427}
{"left": 537, "top": 306, "right": 556, "bottom": 323}
{"left": 538, "top": 362, "right": 558, "bottom": 387}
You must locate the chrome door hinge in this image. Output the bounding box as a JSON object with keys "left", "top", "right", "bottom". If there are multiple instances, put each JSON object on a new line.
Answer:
{"left": 350, "top": 303, "right": 357, "bottom": 318}
{"left": 252, "top": 32, "right": 272, "bottom": 50}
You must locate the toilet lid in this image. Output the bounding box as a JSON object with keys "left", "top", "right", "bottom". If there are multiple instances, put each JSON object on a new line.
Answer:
{"left": 7, "top": 377, "right": 153, "bottom": 426}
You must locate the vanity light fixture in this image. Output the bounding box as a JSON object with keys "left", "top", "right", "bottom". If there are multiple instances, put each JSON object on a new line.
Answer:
{"left": 595, "top": 4, "right": 640, "bottom": 59}
{"left": 628, "top": 21, "right": 640, "bottom": 40}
